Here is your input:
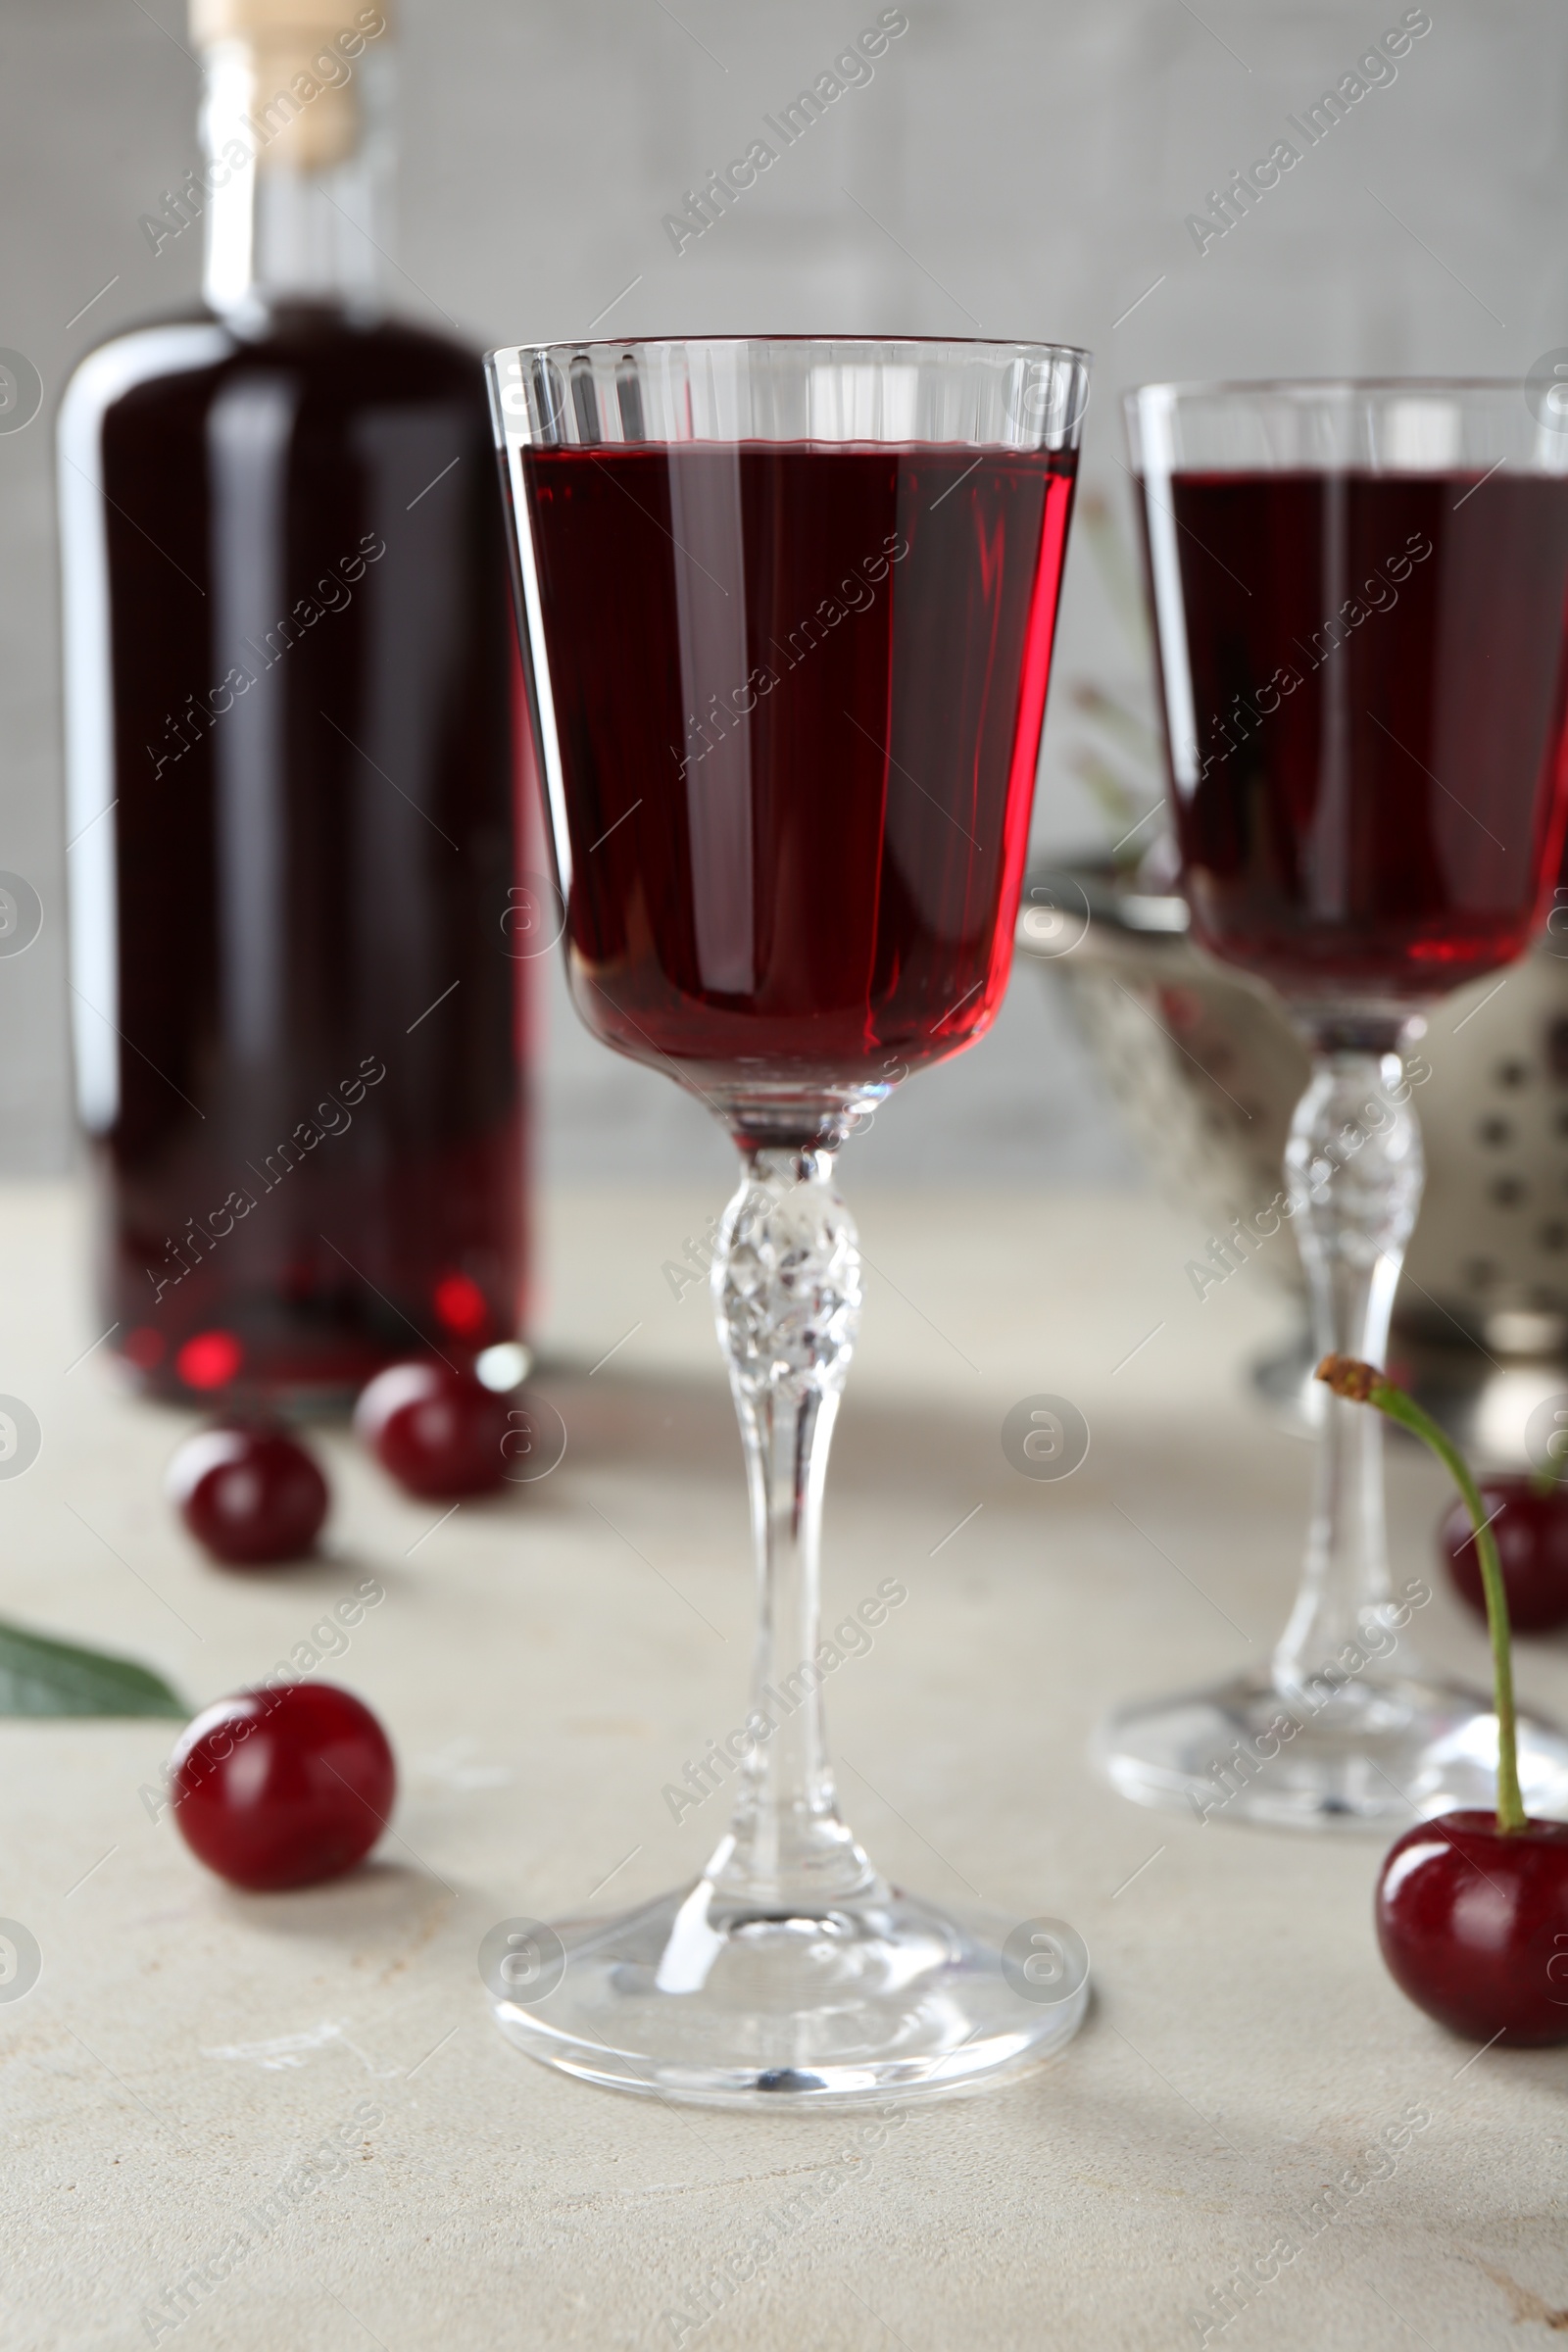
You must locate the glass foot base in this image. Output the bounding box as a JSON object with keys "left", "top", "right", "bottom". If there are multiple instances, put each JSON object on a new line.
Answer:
{"left": 490, "top": 1875, "right": 1090, "bottom": 2106}
{"left": 1095, "top": 1673, "right": 1568, "bottom": 1832}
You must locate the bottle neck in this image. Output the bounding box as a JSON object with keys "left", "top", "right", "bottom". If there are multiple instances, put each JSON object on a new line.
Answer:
{"left": 199, "top": 25, "right": 395, "bottom": 319}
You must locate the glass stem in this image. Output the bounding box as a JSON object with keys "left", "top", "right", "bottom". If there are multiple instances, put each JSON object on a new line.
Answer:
{"left": 1273, "top": 1034, "right": 1425, "bottom": 1704}
{"left": 704, "top": 1144, "right": 875, "bottom": 1909}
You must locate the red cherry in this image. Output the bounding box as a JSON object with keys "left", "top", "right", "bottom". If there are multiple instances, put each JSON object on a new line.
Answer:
{"left": 1375, "top": 1810, "right": 1568, "bottom": 2045}
{"left": 1439, "top": 1477, "right": 1568, "bottom": 1634}
{"left": 171, "top": 1683, "right": 395, "bottom": 1890}
{"left": 354, "top": 1358, "right": 510, "bottom": 1498}
{"left": 168, "top": 1424, "right": 329, "bottom": 1565}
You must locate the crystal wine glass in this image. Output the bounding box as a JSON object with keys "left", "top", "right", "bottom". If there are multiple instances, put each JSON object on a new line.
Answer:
{"left": 486, "top": 335, "right": 1092, "bottom": 2100}
{"left": 1101, "top": 378, "right": 1568, "bottom": 1830}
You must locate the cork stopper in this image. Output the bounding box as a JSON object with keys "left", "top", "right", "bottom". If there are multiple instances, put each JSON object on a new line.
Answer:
{"left": 190, "top": 0, "right": 389, "bottom": 37}
{"left": 189, "top": 0, "right": 390, "bottom": 172}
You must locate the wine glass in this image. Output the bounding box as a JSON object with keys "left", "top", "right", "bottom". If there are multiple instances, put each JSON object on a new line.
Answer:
{"left": 486, "top": 335, "right": 1092, "bottom": 2101}
{"left": 1101, "top": 378, "right": 1568, "bottom": 1830}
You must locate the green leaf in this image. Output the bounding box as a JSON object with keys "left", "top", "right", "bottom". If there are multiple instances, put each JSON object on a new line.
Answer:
{"left": 0, "top": 1616, "right": 187, "bottom": 1718}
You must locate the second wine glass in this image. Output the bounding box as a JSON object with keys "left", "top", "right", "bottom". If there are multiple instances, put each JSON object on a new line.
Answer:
{"left": 1101, "top": 377, "right": 1568, "bottom": 1830}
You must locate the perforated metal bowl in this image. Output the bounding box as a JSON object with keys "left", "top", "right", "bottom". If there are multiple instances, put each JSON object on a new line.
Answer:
{"left": 1020, "top": 863, "right": 1568, "bottom": 1452}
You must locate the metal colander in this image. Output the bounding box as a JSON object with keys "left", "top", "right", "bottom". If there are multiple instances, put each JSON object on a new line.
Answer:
{"left": 1020, "top": 863, "right": 1568, "bottom": 1376}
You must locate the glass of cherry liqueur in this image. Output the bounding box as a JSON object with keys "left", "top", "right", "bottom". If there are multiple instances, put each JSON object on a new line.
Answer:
{"left": 1102, "top": 378, "right": 1568, "bottom": 1829}
{"left": 486, "top": 336, "right": 1091, "bottom": 2103}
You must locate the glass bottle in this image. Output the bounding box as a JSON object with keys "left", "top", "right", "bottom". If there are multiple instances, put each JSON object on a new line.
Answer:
{"left": 58, "top": 0, "right": 527, "bottom": 1404}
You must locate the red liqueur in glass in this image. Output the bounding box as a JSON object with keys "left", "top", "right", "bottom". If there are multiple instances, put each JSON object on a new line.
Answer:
{"left": 485, "top": 338, "right": 1096, "bottom": 2103}
{"left": 1107, "top": 383, "right": 1568, "bottom": 1835}
{"left": 519, "top": 443, "right": 1076, "bottom": 1108}
{"left": 1146, "top": 470, "right": 1568, "bottom": 1002}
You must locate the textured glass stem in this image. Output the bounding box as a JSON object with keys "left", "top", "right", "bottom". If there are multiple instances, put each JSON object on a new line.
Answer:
{"left": 1274, "top": 1043, "right": 1425, "bottom": 1701}
{"left": 705, "top": 1146, "right": 875, "bottom": 1907}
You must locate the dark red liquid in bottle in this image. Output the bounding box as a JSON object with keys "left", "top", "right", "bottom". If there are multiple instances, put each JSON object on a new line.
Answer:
{"left": 1143, "top": 470, "right": 1568, "bottom": 1002}
{"left": 63, "top": 309, "right": 526, "bottom": 1398}
{"left": 515, "top": 443, "right": 1076, "bottom": 1120}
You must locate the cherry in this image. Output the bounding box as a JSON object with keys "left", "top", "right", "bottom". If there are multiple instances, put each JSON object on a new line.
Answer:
{"left": 1319, "top": 1353, "right": 1568, "bottom": 2045}
{"left": 168, "top": 1423, "right": 329, "bottom": 1565}
{"left": 354, "top": 1358, "right": 511, "bottom": 1498}
{"left": 1376, "top": 1812, "right": 1568, "bottom": 2045}
{"left": 171, "top": 1682, "right": 395, "bottom": 1891}
{"left": 1440, "top": 1477, "right": 1568, "bottom": 1634}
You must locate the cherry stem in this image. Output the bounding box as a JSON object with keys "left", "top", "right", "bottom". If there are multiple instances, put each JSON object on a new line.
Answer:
{"left": 1315, "top": 1352, "right": 1525, "bottom": 1837}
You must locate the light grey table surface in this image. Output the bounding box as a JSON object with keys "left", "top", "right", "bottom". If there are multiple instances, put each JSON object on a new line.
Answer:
{"left": 2, "top": 1178, "right": 1565, "bottom": 2352}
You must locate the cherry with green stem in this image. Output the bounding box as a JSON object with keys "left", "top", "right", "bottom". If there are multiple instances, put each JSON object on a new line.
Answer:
{"left": 1317, "top": 1353, "right": 1568, "bottom": 2045}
